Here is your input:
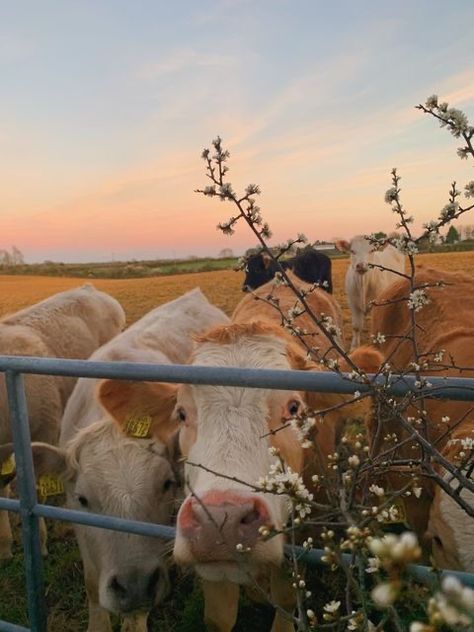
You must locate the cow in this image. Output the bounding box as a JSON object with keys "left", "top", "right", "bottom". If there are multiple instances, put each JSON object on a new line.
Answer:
{"left": 425, "top": 421, "right": 474, "bottom": 572}
{"left": 369, "top": 267, "right": 474, "bottom": 562}
{"left": 0, "top": 285, "right": 125, "bottom": 560}
{"left": 8, "top": 288, "right": 230, "bottom": 632}
{"left": 173, "top": 276, "right": 381, "bottom": 631}
{"left": 234, "top": 271, "right": 343, "bottom": 357}
{"left": 336, "top": 236, "right": 405, "bottom": 350}
{"left": 242, "top": 248, "right": 333, "bottom": 294}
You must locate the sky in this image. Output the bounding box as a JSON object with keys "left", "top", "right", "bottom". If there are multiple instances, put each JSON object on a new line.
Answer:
{"left": 1, "top": 1, "right": 473, "bottom": 263}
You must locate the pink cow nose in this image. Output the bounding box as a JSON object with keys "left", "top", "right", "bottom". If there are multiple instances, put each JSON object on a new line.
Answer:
{"left": 355, "top": 263, "right": 368, "bottom": 274}
{"left": 177, "top": 491, "right": 271, "bottom": 561}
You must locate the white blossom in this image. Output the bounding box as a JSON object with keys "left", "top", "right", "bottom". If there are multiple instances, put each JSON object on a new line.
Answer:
{"left": 371, "top": 332, "right": 386, "bottom": 345}
{"left": 372, "top": 582, "right": 399, "bottom": 607}
{"left": 369, "top": 484, "right": 385, "bottom": 497}
{"left": 366, "top": 557, "right": 381, "bottom": 574}
{"left": 384, "top": 187, "right": 398, "bottom": 204}
{"left": 408, "top": 289, "right": 430, "bottom": 312}
{"left": 324, "top": 600, "right": 341, "bottom": 613}
{"left": 465, "top": 181, "right": 474, "bottom": 199}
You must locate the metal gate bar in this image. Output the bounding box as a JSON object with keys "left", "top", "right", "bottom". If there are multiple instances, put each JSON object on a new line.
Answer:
{"left": 1, "top": 356, "right": 473, "bottom": 632}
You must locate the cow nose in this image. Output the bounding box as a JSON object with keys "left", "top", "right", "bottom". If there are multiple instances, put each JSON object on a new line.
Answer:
{"left": 108, "top": 565, "right": 164, "bottom": 612}
{"left": 177, "top": 492, "right": 270, "bottom": 560}
{"left": 241, "top": 284, "right": 250, "bottom": 292}
{"left": 355, "top": 263, "right": 367, "bottom": 274}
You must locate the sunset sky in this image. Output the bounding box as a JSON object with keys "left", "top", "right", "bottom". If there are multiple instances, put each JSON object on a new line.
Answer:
{"left": 1, "top": 1, "right": 473, "bottom": 262}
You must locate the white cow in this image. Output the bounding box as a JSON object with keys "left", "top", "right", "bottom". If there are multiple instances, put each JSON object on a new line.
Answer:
{"left": 18, "top": 288, "right": 229, "bottom": 632}
{"left": 0, "top": 284, "right": 125, "bottom": 559}
{"left": 336, "top": 236, "right": 405, "bottom": 349}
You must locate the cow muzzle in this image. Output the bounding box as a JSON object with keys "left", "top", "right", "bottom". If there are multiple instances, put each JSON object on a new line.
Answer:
{"left": 102, "top": 563, "right": 168, "bottom": 614}
{"left": 175, "top": 491, "right": 272, "bottom": 563}
{"left": 355, "top": 263, "right": 368, "bottom": 275}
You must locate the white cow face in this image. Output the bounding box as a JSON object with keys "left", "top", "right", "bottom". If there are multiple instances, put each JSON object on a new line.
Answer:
{"left": 337, "top": 236, "right": 386, "bottom": 275}
{"left": 26, "top": 379, "right": 181, "bottom": 616}
{"left": 173, "top": 323, "right": 306, "bottom": 585}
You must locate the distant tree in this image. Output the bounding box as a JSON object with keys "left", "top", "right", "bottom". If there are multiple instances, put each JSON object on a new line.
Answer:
{"left": 463, "top": 224, "right": 474, "bottom": 240}
{"left": 0, "top": 246, "right": 24, "bottom": 266}
{"left": 218, "top": 248, "right": 234, "bottom": 258}
{"left": 445, "top": 225, "right": 460, "bottom": 244}
{"left": 11, "top": 246, "right": 24, "bottom": 265}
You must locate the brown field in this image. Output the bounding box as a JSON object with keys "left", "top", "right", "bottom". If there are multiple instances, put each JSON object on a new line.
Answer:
{"left": 1, "top": 250, "right": 473, "bottom": 345}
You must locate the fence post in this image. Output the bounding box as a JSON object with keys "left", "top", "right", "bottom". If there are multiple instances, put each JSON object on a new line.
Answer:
{"left": 6, "top": 371, "right": 47, "bottom": 632}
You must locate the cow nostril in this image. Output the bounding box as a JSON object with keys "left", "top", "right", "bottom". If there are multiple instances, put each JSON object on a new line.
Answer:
{"left": 146, "top": 567, "right": 162, "bottom": 598}
{"left": 241, "top": 508, "right": 260, "bottom": 525}
{"left": 110, "top": 576, "right": 128, "bottom": 599}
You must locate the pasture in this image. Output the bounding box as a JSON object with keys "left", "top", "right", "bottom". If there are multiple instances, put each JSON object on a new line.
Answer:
{"left": 1, "top": 251, "right": 473, "bottom": 344}
{"left": 1, "top": 250, "right": 473, "bottom": 631}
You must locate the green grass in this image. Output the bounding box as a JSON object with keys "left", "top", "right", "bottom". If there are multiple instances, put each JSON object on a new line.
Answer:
{"left": 1, "top": 519, "right": 430, "bottom": 631}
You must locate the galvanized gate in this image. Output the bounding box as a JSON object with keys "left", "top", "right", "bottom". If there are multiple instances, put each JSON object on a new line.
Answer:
{"left": 0, "top": 355, "right": 473, "bottom": 632}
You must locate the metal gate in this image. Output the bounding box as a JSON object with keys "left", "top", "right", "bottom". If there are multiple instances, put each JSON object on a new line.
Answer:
{"left": 0, "top": 355, "right": 473, "bottom": 631}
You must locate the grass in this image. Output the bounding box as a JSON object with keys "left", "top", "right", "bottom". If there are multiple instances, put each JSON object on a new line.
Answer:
{"left": 1, "top": 250, "right": 474, "bottom": 629}
{"left": 0, "top": 257, "right": 240, "bottom": 279}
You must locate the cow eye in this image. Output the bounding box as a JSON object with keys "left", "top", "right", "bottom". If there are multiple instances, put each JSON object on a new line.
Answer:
{"left": 433, "top": 536, "right": 443, "bottom": 549}
{"left": 287, "top": 400, "right": 301, "bottom": 416}
{"left": 176, "top": 407, "right": 187, "bottom": 423}
{"left": 163, "top": 479, "right": 175, "bottom": 493}
{"left": 77, "top": 495, "right": 89, "bottom": 508}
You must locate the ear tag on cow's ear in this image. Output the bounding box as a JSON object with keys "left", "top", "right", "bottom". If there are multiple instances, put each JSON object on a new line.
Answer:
{"left": 0, "top": 455, "right": 15, "bottom": 477}
{"left": 37, "top": 474, "right": 64, "bottom": 498}
{"left": 124, "top": 415, "right": 153, "bottom": 438}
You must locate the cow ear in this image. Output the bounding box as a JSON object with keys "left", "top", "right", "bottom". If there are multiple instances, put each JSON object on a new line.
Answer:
{"left": 261, "top": 252, "right": 273, "bottom": 269}
{"left": 335, "top": 240, "right": 350, "bottom": 253}
{"left": 97, "top": 380, "right": 179, "bottom": 443}
{"left": 343, "top": 346, "right": 383, "bottom": 375}
{"left": 31, "top": 443, "right": 67, "bottom": 477}
{"left": 1, "top": 442, "right": 67, "bottom": 481}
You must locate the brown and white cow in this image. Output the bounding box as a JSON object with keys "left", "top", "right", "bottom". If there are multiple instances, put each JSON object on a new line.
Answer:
{"left": 0, "top": 284, "right": 125, "bottom": 560}
{"left": 336, "top": 235, "right": 405, "bottom": 349}
{"left": 370, "top": 267, "right": 474, "bottom": 564}
{"left": 173, "top": 277, "right": 381, "bottom": 631}
{"left": 20, "top": 288, "right": 230, "bottom": 632}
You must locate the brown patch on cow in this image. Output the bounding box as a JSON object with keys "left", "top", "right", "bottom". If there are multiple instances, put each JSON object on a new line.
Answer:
{"left": 341, "top": 345, "right": 383, "bottom": 375}
{"left": 195, "top": 320, "right": 290, "bottom": 346}
{"left": 97, "top": 379, "right": 179, "bottom": 443}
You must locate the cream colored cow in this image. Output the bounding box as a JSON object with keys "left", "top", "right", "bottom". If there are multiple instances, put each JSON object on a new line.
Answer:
{"left": 336, "top": 236, "right": 405, "bottom": 349}
{"left": 16, "top": 288, "right": 229, "bottom": 632}
{"left": 173, "top": 277, "right": 380, "bottom": 631}
{"left": 0, "top": 284, "right": 125, "bottom": 560}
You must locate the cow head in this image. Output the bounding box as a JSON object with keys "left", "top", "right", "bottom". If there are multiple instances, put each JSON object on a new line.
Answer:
{"left": 173, "top": 322, "right": 307, "bottom": 583}
{"left": 242, "top": 253, "right": 275, "bottom": 292}
{"left": 336, "top": 236, "right": 386, "bottom": 276}
{"left": 21, "top": 379, "right": 180, "bottom": 616}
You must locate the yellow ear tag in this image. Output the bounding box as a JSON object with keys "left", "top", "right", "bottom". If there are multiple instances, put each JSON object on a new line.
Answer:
{"left": 382, "top": 499, "right": 408, "bottom": 525}
{"left": 38, "top": 474, "right": 64, "bottom": 498}
{"left": 124, "top": 415, "right": 153, "bottom": 438}
{"left": 0, "top": 455, "right": 15, "bottom": 477}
